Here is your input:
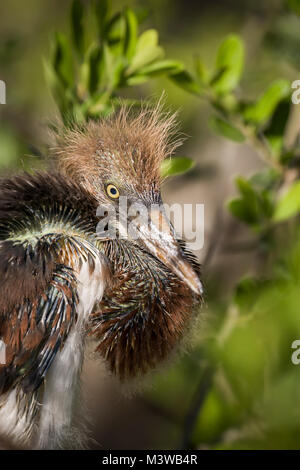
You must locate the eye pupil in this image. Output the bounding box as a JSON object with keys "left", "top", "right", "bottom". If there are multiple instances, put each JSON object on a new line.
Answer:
{"left": 110, "top": 188, "right": 117, "bottom": 195}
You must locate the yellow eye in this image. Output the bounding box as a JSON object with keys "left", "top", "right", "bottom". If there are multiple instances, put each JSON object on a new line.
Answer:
{"left": 106, "top": 184, "right": 120, "bottom": 199}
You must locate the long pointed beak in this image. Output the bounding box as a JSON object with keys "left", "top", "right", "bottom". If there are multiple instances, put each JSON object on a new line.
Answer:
{"left": 137, "top": 208, "right": 203, "bottom": 296}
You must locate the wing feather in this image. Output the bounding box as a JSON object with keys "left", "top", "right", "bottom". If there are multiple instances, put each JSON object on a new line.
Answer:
{"left": 0, "top": 173, "right": 107, "bottom": 395}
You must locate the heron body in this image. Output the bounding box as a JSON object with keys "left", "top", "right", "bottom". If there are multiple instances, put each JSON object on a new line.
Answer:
{"left": 0, "top": 106, "right": 202, "bottom": 448}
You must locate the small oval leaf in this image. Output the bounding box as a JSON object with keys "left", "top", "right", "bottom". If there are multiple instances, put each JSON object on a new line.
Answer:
{"left": 243, "top": 80, "right": 290, "bottom": 125}
{"left": 71, "top": 0, "right": 85, "bottom": 58}
{"left": 123, "top": 8, "right": 138, "bottom": 60}
{"left": 212, "top": 34, "right": 244, "bottom": 94}
{"left": 210, "top": 116, "right": 245, "bottom": 142}
{"left": 137, "top": 59, "right": 183, "bottom": 76}
{"left": 160, "top": 157, "right": 195, "bottom": 178}
{"left": 273, "top": 181, "right": 300, "bottom": 222}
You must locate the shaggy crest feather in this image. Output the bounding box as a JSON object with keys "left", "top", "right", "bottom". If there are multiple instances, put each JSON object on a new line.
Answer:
{"left": 51, "top": 103, "right": 182, "bottom": 197}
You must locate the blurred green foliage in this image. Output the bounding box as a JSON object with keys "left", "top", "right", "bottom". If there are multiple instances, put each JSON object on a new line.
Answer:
{"left": 44, "top": 0, "right": 194, "bottom": 175}
{"left": 44, "top": 0, "right": 183, "bottom": 122}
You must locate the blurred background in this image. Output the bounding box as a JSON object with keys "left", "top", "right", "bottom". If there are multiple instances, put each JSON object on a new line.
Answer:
{"left": 2, "top": 0, "right": 300, "bottom": 450}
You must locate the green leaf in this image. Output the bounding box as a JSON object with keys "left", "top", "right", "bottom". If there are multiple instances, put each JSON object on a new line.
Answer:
{"left": 194, "top": 56, "right": 209, "bottom": 84}
{"left": 128, "top": 29, "right": 163, "bottom": 73}
{"left": 86, "top": 43, "right": 103, "bottom": 94}
{"left": 160, "top": 157, "right": 195, "bottom": 178}
{"left": 126, "top": 75, "right": 149, "bottom": 85}
{"left": 71, "top": 0, "right": 84, "bottom": 58}
{"left": 123, "top": 8, "right": 138, "bottom": 60}
{"left": 105, "top": 12, "right": 123, "bottom": 44}
{"left": 260, "top": 189, "right": 275, "bottom": 220}
{"left": 137, "top": 59, "right": 183, "bottom": 77}
{"left": 126, "top": 60, "right": 183, "bottom": 85}
{"left": 169, "top": 70, "right": 202, "bottom": 96}
{"left": 249, "top": 169, "right": 280, "bottom": 191}
{"left": 91, "top": 44, "right": 103, "bottom": 94}
{"left": 100, "top": 44, "right": 125, "bottom": 89}
{"left": 236, "top": 177, "right": 258, "bottom": 203}
{"left": 112, "top": 56, "right": 126, "bottom": 88}
{"left": 227, "top": 177, "right": 266, "bottom": 226}
{"left": 236, "top": 177, "right": 274, "bottom": 223}
{"left": 287, "top": 0, "right": 300, "bottom": 15}
{"left": 243, "top": 80, "right": 290, "bottom": 125}
{"left": 94, "top": 0, "right": 110, "bottom": 37}
{"left": 264, "top": 100, "right": 291, "bottom": 158}
{"left": 227, "top": 198, "right": 257, "bottom": 225}
{"left": 210, "top": 116, "right": 245, "bottom": 142}
{"left": 273, "top": 181, "right": 300, "bottom": 222}
{"left": 136, "top": 29, "right": 158, "bottom": 51}
{"left": 43, "top": 59, "right": 73, "bottom": 118}
{"left": 128, "top": 47, "right": 164, "bottom": 75}
{"left": 102, "top": 43, "right": 114, "bottom": 85}
{"left": 211, "top": 34, "right": 244, "bottom": 94}
{"left": 52, "top": 32, "right": 74, "bottom": 88}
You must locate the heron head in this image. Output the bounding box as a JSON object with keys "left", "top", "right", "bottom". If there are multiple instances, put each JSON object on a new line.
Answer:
{"left": 53, "top": 105, "right": 202, "bottom": 298}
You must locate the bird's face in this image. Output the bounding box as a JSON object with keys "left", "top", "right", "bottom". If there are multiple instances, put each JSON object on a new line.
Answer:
{"left": 98, "top": 178, "right": 202, "bottom": 296}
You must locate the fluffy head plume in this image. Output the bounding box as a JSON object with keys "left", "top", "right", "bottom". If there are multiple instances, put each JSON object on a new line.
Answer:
{"left": 51, "top": 103, "right": 182, "bottom": 198}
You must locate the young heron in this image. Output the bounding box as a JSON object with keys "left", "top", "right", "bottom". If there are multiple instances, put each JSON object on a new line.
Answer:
{"left": 0, "top": 106, "right": 202, "bottom": 448}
